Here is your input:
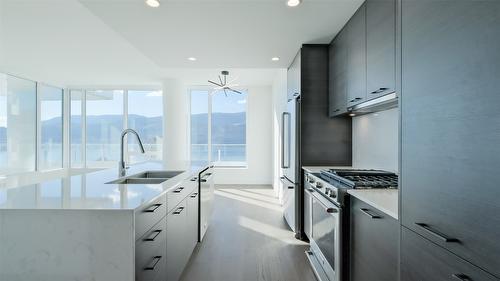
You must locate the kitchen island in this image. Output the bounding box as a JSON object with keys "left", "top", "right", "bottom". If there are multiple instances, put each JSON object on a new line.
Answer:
{"left": 0, "top": 162, "right": 214, "bottom": 281}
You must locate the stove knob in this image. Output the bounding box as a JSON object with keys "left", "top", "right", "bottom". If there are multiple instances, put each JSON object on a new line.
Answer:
{"left": 316, "top": 182, "right": 323, "bottom": 188}
{"left": 309, "top": 178, "right": 315, "bottom": 184}
{"left": 330, "top": 192, "right": 337, "bottom": 198}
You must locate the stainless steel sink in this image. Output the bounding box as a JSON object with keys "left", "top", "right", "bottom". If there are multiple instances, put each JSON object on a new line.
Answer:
{"left": 131, "top": 171, "right": 184, "bottom": 179}
{"left": 105, "top": 170, "right": 184, "bottom": 185}
{"left": 106, "top": 178, "right": 169, "bottom": 185}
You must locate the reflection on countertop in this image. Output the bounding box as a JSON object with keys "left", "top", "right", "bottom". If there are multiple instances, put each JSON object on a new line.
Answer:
{"left": 0, "top": 161, "right": 209, "bottom": 210}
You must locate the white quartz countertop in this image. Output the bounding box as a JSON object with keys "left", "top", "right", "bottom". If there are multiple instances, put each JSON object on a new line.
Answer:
{"left": 0, "top": 162, "right": 209, "bottom": 210}
{"left": 347, "top": 189, "right": 399, "bottom": 220}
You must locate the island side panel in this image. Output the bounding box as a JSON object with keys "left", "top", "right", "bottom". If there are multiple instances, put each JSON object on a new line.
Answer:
{"left": 0, "top": 209, "right": 135, "bottom": 281}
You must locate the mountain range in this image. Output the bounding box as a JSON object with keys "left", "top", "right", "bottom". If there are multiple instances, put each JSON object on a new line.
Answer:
{"left": 0, "top": 112, "right": 245, "bottom": 144}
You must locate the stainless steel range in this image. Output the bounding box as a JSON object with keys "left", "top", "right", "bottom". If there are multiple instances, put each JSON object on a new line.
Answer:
{"left": 304, "top": 169, "right": 398, "bottom": 281}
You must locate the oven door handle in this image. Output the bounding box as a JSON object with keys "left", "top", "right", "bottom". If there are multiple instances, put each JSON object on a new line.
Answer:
{"left": 311, "top": 192, "right": 340, "bottom": 215}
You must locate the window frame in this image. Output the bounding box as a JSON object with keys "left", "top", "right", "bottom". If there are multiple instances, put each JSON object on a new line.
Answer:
{"left": 69, "top": 87, "right": 163, "bottom": 169}
{"left": 0, "top": 71, "right": 164, "bottom": 176}
{"left": 36, "top": 82, "right": 64, "bottom": 171}
{"left": 188, "top": 86, "right": 248, "bottom": 168}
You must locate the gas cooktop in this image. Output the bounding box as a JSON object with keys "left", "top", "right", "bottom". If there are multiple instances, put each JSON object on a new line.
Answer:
{"left": 319, "top": 169, "right": 398, "bottom": 189}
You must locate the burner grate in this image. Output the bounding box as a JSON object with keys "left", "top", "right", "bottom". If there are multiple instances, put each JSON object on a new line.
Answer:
{"left": 320, "top": 169, "right": 398, "bottom": 189}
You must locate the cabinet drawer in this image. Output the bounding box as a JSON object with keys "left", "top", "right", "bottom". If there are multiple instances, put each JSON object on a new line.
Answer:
{"left": 350, "top": 198, "right": 398, "bottom": 281}
{"left": 135, "top": 194, "right": 167, "bottom": 239}
{"left": 401, "top": 227, "right": 498, "bottom": 281}
{"left": 167, "top": 198, "right": 189, "bottom": 281}
{"left": 136, "top": 216, "right": 167, "bottom": 281}
{"left": 167, "top": 178, "right": 197, "bottom": 214}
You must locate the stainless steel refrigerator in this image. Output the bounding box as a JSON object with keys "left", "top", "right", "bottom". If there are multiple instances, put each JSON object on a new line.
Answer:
{"left": 281, "top": 94, "right": 300, "bottom": 233}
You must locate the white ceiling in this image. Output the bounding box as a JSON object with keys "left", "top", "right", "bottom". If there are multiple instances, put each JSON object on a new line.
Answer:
{"left": 0, "top": 0, "right": 362, "bottom": 86}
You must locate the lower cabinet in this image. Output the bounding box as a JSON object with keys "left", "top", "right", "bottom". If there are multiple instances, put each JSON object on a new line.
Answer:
{"left": 136, "top": 216, "right": 167, "bottom": 281}
{"left": 166, "top": 191, "right": 200, "bottom": 281}
{"left": 401, "top": 227, "right": 498, "bottom": 281}
{"left": 187, "top": 190, "right": 199, "bottom": 253}
{"left": 166, "top": 199, "right": 189, "bottom": 281}
{"left": 350, "top": 198, "right": 398, "bottom": 281}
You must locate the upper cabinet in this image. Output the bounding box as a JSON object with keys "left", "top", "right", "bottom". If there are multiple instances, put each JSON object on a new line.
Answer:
{"left": 328, "top": 0, "right": 396, "bottom": 117}
{"left": 366, "top": 0, "right": 396, "bottom": 99}
{"left": 329, "top": 28, "right": 348, "bottom": 116}
{"left": 346, "top": 3, "right": 367, "bottom": 107}
{"left": 401, "top": 0, "right": 500, "bottom": 278}
{"left": 287, "top": 51, "right": 301, "bottom": 100}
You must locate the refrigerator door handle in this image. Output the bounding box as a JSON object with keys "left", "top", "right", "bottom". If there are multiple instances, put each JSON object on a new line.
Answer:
{"left": 281, "top": 112, "right": 291, "bottom": 169}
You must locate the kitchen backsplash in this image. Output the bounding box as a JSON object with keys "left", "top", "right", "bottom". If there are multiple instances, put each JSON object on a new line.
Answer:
{"left": 352, "top": 108, "right": 399, "bottom": 173}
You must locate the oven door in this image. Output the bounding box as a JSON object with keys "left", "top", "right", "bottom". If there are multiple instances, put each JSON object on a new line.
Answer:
{"left": 310, "top": 192, "right": 341, "bottom": 281}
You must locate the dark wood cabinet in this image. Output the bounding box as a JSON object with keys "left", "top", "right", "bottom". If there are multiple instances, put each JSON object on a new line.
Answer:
{"left": 401, "top": 227, "right": 499, "bottom": 281}
{"left": 366, "top": 0, "right": 396, "bottom": 99}
{"left": 401, "top": 0, "right": 500, "bottom": 278}
{"left": 346, "top": 3, "right": 367, "bottom": 107}
{"left": 350, "top": 198, "right": 398, "bottom": 281}
{"left": 328, "top": 28, "right": 348, "bottom": 116}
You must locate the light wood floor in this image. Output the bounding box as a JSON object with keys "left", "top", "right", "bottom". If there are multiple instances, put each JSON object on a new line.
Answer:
{"left": 180, "top": 185, "right": 317, "bottom": 281}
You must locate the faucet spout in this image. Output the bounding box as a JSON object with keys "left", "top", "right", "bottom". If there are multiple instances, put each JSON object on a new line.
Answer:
{"left": 119, "top": 129, "right": 146, "bottom": 177}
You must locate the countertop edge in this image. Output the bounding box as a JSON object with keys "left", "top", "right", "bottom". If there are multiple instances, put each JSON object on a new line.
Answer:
{"left": 347, "top": 189, "right": 399, "bottom": 220}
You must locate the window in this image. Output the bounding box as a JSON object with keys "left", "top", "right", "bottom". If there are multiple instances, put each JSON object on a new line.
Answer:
{"left": 190, "top": 89, "right": 247, "bottom": 167}
{"left": 85, "top": 90, "right": 124, "bottom": 168}
{"left": 39, "top": 84, "right": 63, "bottom": 170}
{"left": 128, "top": 90, "right": 163, "bottom": 162}
{"left": 70, "top": 90, "right": 83, "bottom": 167}
{"left": 0, "top": 74, "right": 37, "bottom": 175}
{"left": 69, "top": 89, "right": 163, "bottom": 168}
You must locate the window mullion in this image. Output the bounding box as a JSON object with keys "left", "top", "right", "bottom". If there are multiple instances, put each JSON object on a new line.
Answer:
{"left": 82, "top": 90, "right": 87, "bottom": 168}
{"left": 208, "top": 90, "right": 212, "bottom": 163}
{"left": 35, "top": 83, "right": 41, "bottom": 172}
{"left": 123, "top": 90, "right": 128, "bottom": 163}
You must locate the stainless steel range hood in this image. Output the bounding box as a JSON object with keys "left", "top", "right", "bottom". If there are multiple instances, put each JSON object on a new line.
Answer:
{"left": 347, "top": 92, "right": 398, "bottom": 115}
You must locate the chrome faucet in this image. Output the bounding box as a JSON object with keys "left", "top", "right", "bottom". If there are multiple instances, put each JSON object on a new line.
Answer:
{"left": 119, "top": 129, "right": 145, "bottom": 177}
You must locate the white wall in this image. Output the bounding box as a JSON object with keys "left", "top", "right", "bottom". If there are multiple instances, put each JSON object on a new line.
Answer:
{"left": 352, "top": 108, "right": 399, "bottom": 173}
{"left": 163, "top": 78, "right": 274, "bottom": 185}
{"left": 163, "top": 79, "right": 190, "bottom": 170}
{"left": 271, "top": 69, "right": 287, "bottom": 198}
{"left": 215, "top": 86, "right": 273, "bottom": 185}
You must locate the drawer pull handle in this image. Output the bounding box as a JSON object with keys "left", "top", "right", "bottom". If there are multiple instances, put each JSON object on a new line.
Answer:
{"left": 452, "top": 274, "right": 471, "bottom": 281}
{"left": 144, "top": 256, "right": 162, "bottom": 271}
{"left": 349, "top": 97, "right": 362, "bottom": 103}
{"left": 201, "top": 173, "right": 213, "bottom": 182}
{"left": 173, "top": 206, "right": 185, "bottom": 215}
{"left": 190, "top": 192, "right": 199, "bottom": 198}
{"left": 360, "top": 208, "right": 381, "bottom": 219}
{"left": 143, "top": 230, "right": 162, "bottom": 242}
{"left": 326, "top": 208, "right": 338, "bottom": 214}
{"left": 174, "top": 187, "right": 184, "bottom": 193}
{"left": 144, "top": 204, "right": 162, "bottom": 213}
{"left": 370, "top": 87, "right": 389, "bottom": 94}
{"left": 415, "top": 223, "right": 459, "bottom": 243}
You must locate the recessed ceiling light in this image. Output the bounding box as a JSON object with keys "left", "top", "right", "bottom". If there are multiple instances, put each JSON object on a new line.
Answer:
{"left": 187, "top": 57, "right": 197, "bottom": 61}
{"left": 287, "top": 0, "right": 301, "bottom": 7}
{"left": 145, "top": 0, "right": 160, "bottom": 8}
{"left": 349, "top": 113, "right": 356, "bottom": 117}
{"left": 271, "top": 57, "right": 280, "bottom": 61}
